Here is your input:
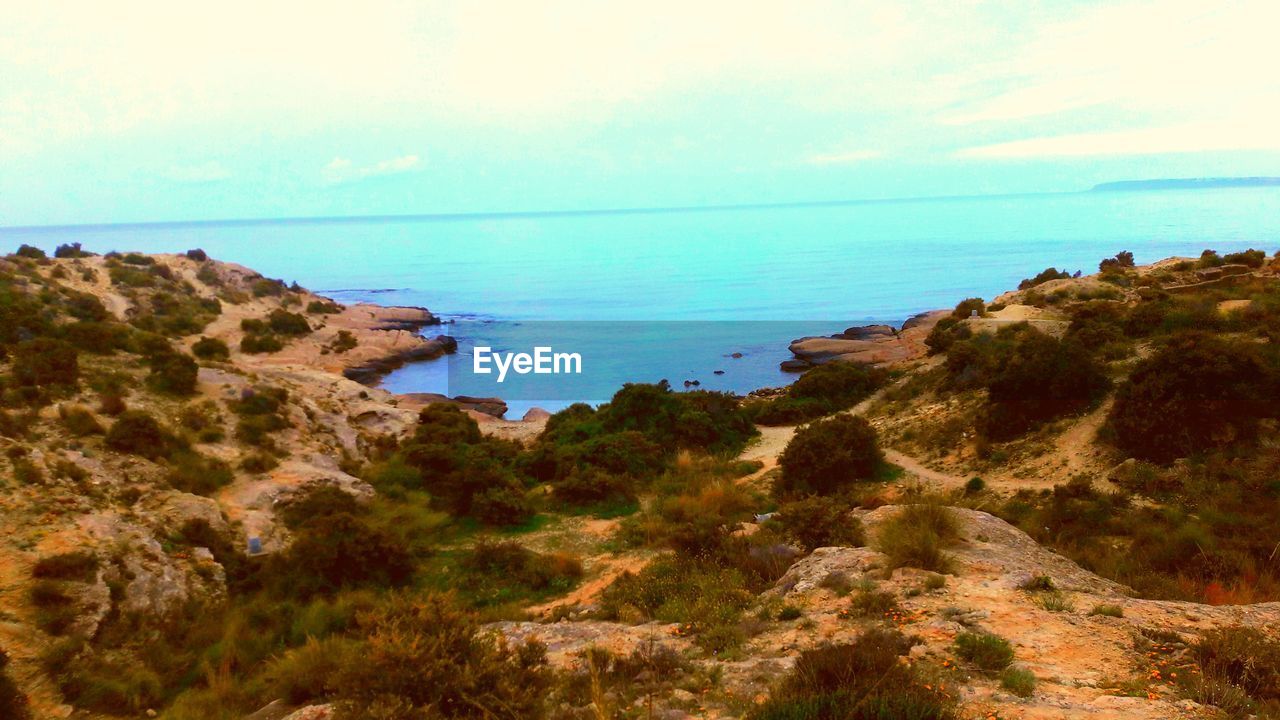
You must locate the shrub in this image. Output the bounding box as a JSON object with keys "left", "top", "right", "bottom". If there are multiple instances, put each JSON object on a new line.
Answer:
{"left": 748, "top": 627, "right": 955, "bottom": 720}
{"left": 847, "top": 587, "right": 899, "bottom": 618}
{"left": 239, "top": 452, "right": 279, "bottom": 474}
{"left": 251, "top": 278, "right": 287, "bottom": 297}
{"left": 954, "top": 631, "right": 1014, "bottom": 671}
{"left": 1108, "top": 333, "right": 1275, "bottom": 463}
{"left": 472, "top": 484, "right": 535, "bottom": 526}
{"left": 876, "top": 503, "right": 958, "bottom": 572}
{"left": 54, "top": 242, "right": 90, "bottom": 259}
{"left": 1019, "top": 268, "right": 1071, "bottom": 290}
{"left": 33, "top": 551, "right": 98, "bottom": 582}
{"left": 1199, "top": 249, "right": 1224, "bottom": 268}
{"left": 104, "top": 411, "right": 172, "bottom": 459}
{"left": 775, "top": 497, "right": 865, "bottom": 551}
{"left": 61, "top": 321, "right": 131, "bottom": 354}
{"left": 458, "top": 541, "right": 583, "bottom": 605}
{"left": 267, "top": 309, "right": 311, "bottom": 336}
{"left": 951, "top": 297, "right": 986, "bottom": 319}
{"left": 1034, "top": 591, "right": 1075, "bottom": 612}
{"left": 239, "top": 333, "right": 284, "bottom": 354}
{"left": 963, "top": 477, "right": 985, "bottom": 495}
{"left": 146, "top": 351, "right": 199, "bottom": 395}
{"left": 166, "top": 450, "right": 233, "bottom": 495}
{"left": 0, "top": 648, "right": 31, "bottom": 720}
{"left": 1223, "top": 248, "right": 1267, "bottom": 268}
{"left": 754, "top": 362, "right": 887, "bottom": 425}
{"left": 29, "top": 580, "right": 77, "bottom": 635}
{"left": 1001, "top": 666, "right": 1037, "bottom": 698}
{"left": 775, "top": 415, "right": 881, "bottom": 498}
{"left": 59, "top": 404, "right": 103, "bottom": 436}
{"left": 924, "top": 316, "right": 968, "bottom": 355}
{"left": 1099, "top": 251, "right": 1135, "bottom": 272}
{"left": 306, "top": 300, "right": 342, "bottom": 314}
{"left": 184, "top": 248, "right": 208, "bottom": 262}
{"left": 329, "top": 592, "right": 551, "bottom": 718}
{"left": 982, "top": 330, "right": 1109, "bottom": 440}
{"left": 1184, "top": 627, "right": 1280, "bottom": 716}
{"left": 14, "top": 244, "right": 45, "bottom": 259}
{"left": 191, "top": 336, "right": 230, "bottom": 360}
{"left": 327, "top": 329, "right": 357, "bottom": 353}
{"left": 1090, "top": 604, "right": 1124, "bottom": 617}
{"left": 272, "top": 512, "right": 414, "bottom": 597}
{"left": 12, "top": 338, "right": 79, "bottom": 387}
{"left": 600, "top": 556, "right": 754, "bottom": 653}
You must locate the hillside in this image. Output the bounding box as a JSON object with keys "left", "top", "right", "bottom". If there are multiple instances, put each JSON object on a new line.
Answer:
{"left": 2, "top": 242, "right": 1280, "bottom": 720}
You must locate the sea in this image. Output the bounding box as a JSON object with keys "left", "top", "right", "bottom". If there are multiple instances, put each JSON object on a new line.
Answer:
{"left": 5, "top": 187, "right": 1279, "bottom": 417}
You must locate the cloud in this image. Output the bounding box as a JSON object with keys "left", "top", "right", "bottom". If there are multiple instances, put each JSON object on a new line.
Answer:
{"left": 804, "top": 149, "right": 882, "bottom": 166}
{"left": 160, "top": 160, "right": 231, "bottom": 183}
{"left": 322, "top": 154, "right": 422, "bottom": 184}
{"left": 954, "top": 121, "right": 1280, "bottom": 159}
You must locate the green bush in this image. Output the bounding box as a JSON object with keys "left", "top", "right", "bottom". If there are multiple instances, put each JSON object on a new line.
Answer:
{"left": 458, "top": 540, "right": 583, "bottom": 605}
{"left": 775, "top": 497, "right": 865, "bottom": 551}
{"left": 267, "top": 309, "right": 311, "bottom": 336}
{"left": 251, "top": 278, "right": 287, "bottom": 297}
{"left": 954, "top": 631, "right": 1014, "bottom": 671}
{"left": 184, "top": 248, "right": 208, "bottom": 262}
{"left": 54, "top": 242, "right": 90, "bottom": 259}
{"left": 61, "top": 321, "right": 131, "bottom": 354}
{"left": 775, "top": 415, "right": 881, "bottom": 498}
{"left": 306, "top": 300, "right": 342, "bottom": 314}
{"left": 876, "top": 503, "right": 958, "bottom": 572}
{"left": 1223, "top": 248, "right": 1267, "bottom": 268}
{"left": 600, "top": 556, "right": 754, "bottom": 653}
{"left": 105, "top": 411, "right": 174, "bottom": 459}
{"left": 1184, "top": 627, "right": 1280, "bottom": 716}
{"left": 59, "top": 404, "right": 104, "bottom": 436}
{"left": 1099, "top": 251, "right": 1135, "bottom": 272}
{"left": 191, "top": 336, "right": 229, "bottom": 360}
{"left": 29, "top": 580, "right": 77, "bottom": 635}
{"left": 951, "top": 297, "right": 987, "bottom": 319}
{"left": 166, "top": 450, "right": 233, "bottom": 495}
{"left": 1108, "top": 333, "right": 1275, "bottom": 463}
{"left": 1001, "top": 666, "right": 1037, "bottom": 697}
{"left": 239, "top": 333, "right": 283, "bottom": 354}
{"left": 753, "top": 362, "right": 886, "bottom": 425}
{"left": 146, "top": 351, "right": 199, "bottom": 395}
{"left": 329, "top": 592, "right": 550, "bottom": 718}
{"left": 982, "top": 330, "right": 1109, "bottom": 440}
{"left": 272, "top": 512, "right": 414, "bottom": 598}
{"left": 1019, "top": 268, "right": 1071, "bottom": 289}
{"left": 14, "top": 244, "right": 45, "bottom": 259}
{"left": 12, "top": 337, "right": 79, "bottom": 388}
{"left": 749, "top": 627, "right": 955, "bottom": 720}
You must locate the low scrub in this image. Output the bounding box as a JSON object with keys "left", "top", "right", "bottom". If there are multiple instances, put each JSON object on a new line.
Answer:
{"left": 876, "top": 503, "right": 958, "bottom": 573}
{"left": 749, "top": 627, "right": 956, "bottom": 720}
{"left": 954, "top": 631, "right": 1014, "bottom": 671}
{"left": 774, "top": 415, "right": 882, "bottom": 498}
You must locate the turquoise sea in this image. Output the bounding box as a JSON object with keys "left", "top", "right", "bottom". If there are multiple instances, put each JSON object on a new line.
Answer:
{"left": 5, "top": 187, "right": 1279, "bottom": 416}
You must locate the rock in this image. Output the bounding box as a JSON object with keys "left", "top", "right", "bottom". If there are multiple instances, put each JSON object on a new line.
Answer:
{"left": 522, "top": 407, "right": 552, "bottom": 422}
{"left": 342, "top": 334, "right": 457, "bottom": 383}
{"left": 730, "top": 352, "right": 744, "bottom": 358}
{"left": 779, "top": 359, "right": 811, "bottom": 372}
{"left": 401, "top": 393, "right": 509, "bottom": 418}
{"left": 768, "top": 546, "right": 884, "bottom": 596}
{"left": 713, "top": 370, "right": 725, "bottom": 375}
{"left": 840, "top": 324, "right": 897, "bottom": 340}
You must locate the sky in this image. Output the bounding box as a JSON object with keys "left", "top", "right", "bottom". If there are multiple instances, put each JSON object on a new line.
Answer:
{"left": 2, "top": 0, "right": 1279, "bottom": 226}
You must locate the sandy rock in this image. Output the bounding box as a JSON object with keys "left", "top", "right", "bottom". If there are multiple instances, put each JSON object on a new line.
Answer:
{"left": 767, "top": 546, "right": 883, "bottom": 596}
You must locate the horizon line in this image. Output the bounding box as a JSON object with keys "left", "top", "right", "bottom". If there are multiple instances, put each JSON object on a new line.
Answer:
{"left": 0, "top": 189, "right": 1079, "bottom": 233}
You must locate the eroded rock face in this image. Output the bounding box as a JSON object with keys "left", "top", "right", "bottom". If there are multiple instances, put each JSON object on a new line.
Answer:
{"left": 767, "top": 546, "right": 883, "bottom": 596}
{"left": 783, "top": 311, "right": 944, "bottom": 369}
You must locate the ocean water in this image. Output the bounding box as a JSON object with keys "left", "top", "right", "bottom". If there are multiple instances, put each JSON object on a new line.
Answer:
{"left": 5, "top": 188, "right": 1279, "bottom": 416}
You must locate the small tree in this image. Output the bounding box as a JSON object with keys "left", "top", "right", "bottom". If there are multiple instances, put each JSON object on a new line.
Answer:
{"left": 12, "top": 338, "right": 79, "bottom": 388}
{"left": 775, "top": 414, "right": 881, "bottom": 498}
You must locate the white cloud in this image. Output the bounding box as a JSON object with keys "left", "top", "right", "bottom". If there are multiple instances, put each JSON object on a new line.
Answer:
{"left": 955, "top": 121, "right": 1280, "bottom": 159}
{"left": 804, "top": 149, "right": 882, "bottom": 166}
{"left": 322, "top": 154, "right": 423, "bottom": 183}
{"left": 160, "top": 160, "right": 231, "bottom": 183}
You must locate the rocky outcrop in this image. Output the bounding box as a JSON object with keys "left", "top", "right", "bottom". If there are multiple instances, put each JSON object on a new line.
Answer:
{"left": 342, "top": 334, "right": 457, "bottom": 384}
{"left": 783, "top": 311, "right": 944, "bottom": 369}
{"left": 399, "top": 392, "right": 509, "bottom": 418}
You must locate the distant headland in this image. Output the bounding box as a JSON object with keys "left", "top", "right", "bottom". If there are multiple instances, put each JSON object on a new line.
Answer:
{"left": 1092, "top": 176, "right": 1280, "bottom": 192}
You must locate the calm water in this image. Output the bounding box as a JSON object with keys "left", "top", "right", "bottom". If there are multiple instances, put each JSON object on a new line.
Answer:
{"left": 5, "top": 188, "right": 1279, "bottom": 415}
